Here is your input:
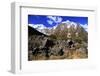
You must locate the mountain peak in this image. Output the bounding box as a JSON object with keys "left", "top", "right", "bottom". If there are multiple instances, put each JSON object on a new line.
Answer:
{"left": 61, "top": 20, "right": 78, "bottom": 29}
{"left": 28, "top": 20, "right": 87, "bottom": 36}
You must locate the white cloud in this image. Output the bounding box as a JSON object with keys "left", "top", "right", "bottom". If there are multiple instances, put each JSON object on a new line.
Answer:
{"left": 47, "top": 16, "right": 62, "bottom": 23}
{"left": 47, "top": 20, "right": 53, "bottom": 25}
{"left": 47, "top": 16, "right": 56, "bottom": 21}
{"left": 56, "top": 16, "right": 62, "bottom": 23}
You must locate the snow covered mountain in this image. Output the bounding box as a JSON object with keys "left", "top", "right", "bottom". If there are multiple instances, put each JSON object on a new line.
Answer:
{"left": 28, "top": 20, "right": 88, "bottom": 36}
{"left": 28, "top": 24, "right": 57, "bottom": 35}
{"left": 61, "top": 20, "right": 88, "bottom": 31}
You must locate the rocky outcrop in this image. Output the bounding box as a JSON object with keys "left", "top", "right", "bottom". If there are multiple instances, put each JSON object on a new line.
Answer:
{"left": 28, "top": 22, "right": 88, "bottom": 60}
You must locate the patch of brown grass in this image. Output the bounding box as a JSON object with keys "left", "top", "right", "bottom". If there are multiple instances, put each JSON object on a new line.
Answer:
{"left": 28, "top": 49, "right": 88, "bottom": 61}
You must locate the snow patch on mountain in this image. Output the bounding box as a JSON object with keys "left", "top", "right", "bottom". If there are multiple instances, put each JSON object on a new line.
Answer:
{"left": 80, "top": 24, "right": 88, "bottom": 32}
{"left": 61, "top": 20, "right": 88, "bottom": 31}
{"left": 28, "top": 24, "right": 47, "bottom": 34}
{"left": 28, "top": 20, "right": 88, "bottom": 35}
{"left": 61, "top": 20, "right": 78, "bottom": 29}
{"left": 28, "top": 24, "right": 57, "bottom": 35}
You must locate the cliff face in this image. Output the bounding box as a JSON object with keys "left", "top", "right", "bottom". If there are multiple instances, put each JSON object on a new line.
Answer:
{"left": 28, "top": 22, "right": 88, "bottom": 61}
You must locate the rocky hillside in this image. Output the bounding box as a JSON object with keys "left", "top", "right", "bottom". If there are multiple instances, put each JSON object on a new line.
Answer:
{"left": 28, "top": 21, "right": 88, "bottom": 61}
{"left": 52, "top": 22, "right": 88, "bottom": 42}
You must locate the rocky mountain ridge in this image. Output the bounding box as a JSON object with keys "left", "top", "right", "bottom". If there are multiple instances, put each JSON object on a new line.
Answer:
{"left": 28, "top": 21, "right": 88, "bottom": 60}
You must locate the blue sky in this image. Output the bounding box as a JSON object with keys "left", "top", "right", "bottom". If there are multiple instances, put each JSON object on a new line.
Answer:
{"left": 28, "top": 15, "right": 88, "bottom": 28}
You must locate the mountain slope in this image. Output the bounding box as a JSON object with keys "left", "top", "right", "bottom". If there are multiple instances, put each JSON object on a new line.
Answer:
{"left": 28, "top": 25, "right": 47, "bottom": 36}
{"left": 51, "top": 22, "right": 88, "bottom": 42}
{"left": 28, "top": 20, "right": 87, "bottom": 36}
{"left": 28, "top": 21, "right": 88, "bottom": 60}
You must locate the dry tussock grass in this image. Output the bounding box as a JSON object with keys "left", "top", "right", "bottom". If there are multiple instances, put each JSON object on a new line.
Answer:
{"left": 29, "top": 49, "right": 87, "bottom": 61}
